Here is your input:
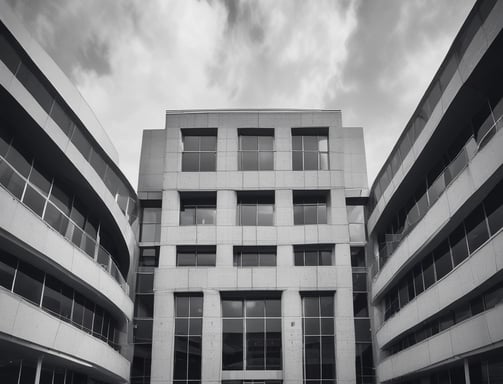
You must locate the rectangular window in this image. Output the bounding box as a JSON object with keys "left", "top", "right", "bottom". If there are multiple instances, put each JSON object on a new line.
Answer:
{"left": 140, "top": 202, "right": 162, "bottom": 242}
{"left": 293, "top": 191, "right": 328, "bottom": 225}
{"left": 177, "top": 246, "right": 216, "bottom": 267}
{"left": 181, "top": 129, "right": 217, "bottom": 172}
{"left": 13, "top": 261, "right": 44, "bottom": 305}
{"left": 0, "top": 251, "right": 17, "bottom": 290}
{"left": 294, "top": 245, "right": 333, "bottom": 266}
{"left": 292, "top": 129, "right": 329, "bottom": 171}
{"left": 302, "top": 294, "right": 335, "bottom": 382}
{"left": 222, "top": 296, "right": 282, "bottom": 371}
{"left": 238, "top": 129, "right": 274, "bottom": 171}
{"left": 484, "top": 180, "right": 503, "bottom": 236}
{"left": 179, "top": 192, "right": 216, "bottom": 225}
{"left": 233, "top": 246, "right": 277, "bottom": 267}
{"left": 465, "top": 205, "right": 490, "bottom": 253}
{"left": 237, "top": 192, "right": 274, "bottom": 226}
{"left": 350, "top": 247, "right": 366, "bottom": 268}
{"left": 173, "top": 295, "right": 203, "bottom": 383}
{"left": 139, "top": 247, "right": 160, "bottom": 268}
{"left": 433, "top": 240, "right": 453, "bottom": 280}
{"left": 42, "top": 275, "right": 73, "bottom": 321}
{"left": 450, "top": 224, "right": 469, "bottom": 267}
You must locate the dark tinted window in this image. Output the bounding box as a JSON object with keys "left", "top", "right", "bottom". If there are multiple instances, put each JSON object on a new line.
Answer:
{"left": 0, "top": 251, "right": 17, "bottom": 290}
{"left": 13, "top": 261, "right": 44, "bottom": 305}
{"left": 465, "top": 205, "right": 489, "bottom": 253}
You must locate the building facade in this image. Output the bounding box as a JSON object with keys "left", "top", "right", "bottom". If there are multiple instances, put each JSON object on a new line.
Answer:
{"left": 0, "top": 2, "right": 138, "bottom": 383}
{"left": 135, "top": 109, "right": 371, "bottom": 384}
{"left": 367, "top": 0, "right": 503, "bottom": 383}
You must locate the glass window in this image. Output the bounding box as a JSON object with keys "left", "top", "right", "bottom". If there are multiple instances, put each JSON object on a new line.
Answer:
{"left": 413, "top": 265, "right": 424, "bottom": 296}
{"left": 302, "top": 295, "right": 335, "bottom": 382}
{"left": 422, "top": 255, "right": 436, "bottom": 290}
{"left": 237, "top": 193, "right": 274, "bottom": 226}
{"left": 136, "top": 273, "right": 154, "bottom": 293}
{"left": 450, "top": 224, "right": 469, "bottom": 267}
{"left": 353, "top": 293, "right": 369, "bottom": 317}
{"left": 293, "top": 192, "right": 328, "bottom": 225}
{"left": 292, "top": 132, "right": 329, "bottom": 171}
{"left": 433, "top": 241, "right": 453, "bottom": 280}
{"left": 465, "top": 205, "right": 490, "bottom": 253}
{"left": 71, "top": 128, "right": 92, "bottom": 160}
{"left": 294, "top": 245, "right": 333, "bottom": 266}
{"left": 50, "top": 101, "right": 73, "bottom": 136}
{"left": 0, "top": 251, "right": 17, "bottom": 290}
{"left": 134, "top": 319, "right": 153, "bottom": 344}
{"left": 29, "top": 166, "right": 51, "bottom": 196}
{"left": 233, "top": 246, "right": 277, "bottom": 267}
{"left": 22, "top": 185, "right": 45, "bottom": 217}
{"left": 484, "top": 181, "right": 503, "bottom": 236}
{"left": 174, "top": 295, "right": 203, "bottom": 383}
{"left": 0, "top": 160, "right": 25, "bottom": 199}
{"left": 13, "top": 261, "right": 44, "bottom": 305}
{"left": 140, "top": 206, "right": 162, "bottom": 242}
{"left": 355, "top": 342, "right": 375, "bottom": 382}
{"left": 239, "top": 133, "right": 274, "bottom": 170}
{"left": 42, "top": 275, "right": 73, "bottom": 321}
{"left": 135, "top": 294, "right": 154, "bottom": 318}
{"left": 16, "top": 63, "right": 53, "bottom": 113}
{"left": 139, "top": 247, "right": 160, "bottom": 268}
{"left": 222, "top": 297, "right": 281, "bottom": 371}
{"left": 182, "top": 133, "right": 217, "bottom": 172}
{"left": 0, "top": 34, "right": 21, "bottom": 73}
{"left": 179, "top": 192, "right": 216, "bottom": 225}
{"left": 176, "top": 246, "right": 216, "bottom": 267}
{"left": 350, "top": 247, "right": 366, "bottom": 268}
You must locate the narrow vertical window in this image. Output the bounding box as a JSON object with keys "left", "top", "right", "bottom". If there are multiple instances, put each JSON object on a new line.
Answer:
{"left": 302, "top": 294, "right": 335, "bottom": 383}
{"left": 140, "top": 201, "right": 162, "bottom": 242}
{"left": 173, "top": 295, "right": 203, "bottom": 384}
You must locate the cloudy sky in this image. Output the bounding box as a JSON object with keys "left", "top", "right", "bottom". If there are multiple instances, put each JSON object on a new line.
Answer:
{"left": 8, "top": 0, "right": 475, "bottom": 189}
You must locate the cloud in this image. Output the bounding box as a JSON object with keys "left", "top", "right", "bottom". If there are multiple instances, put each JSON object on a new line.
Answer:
{"left": 8, "top": 0, "right": 476, "bottom": 189}
{"left": 324, "top": 0, "right": 476, "bottom": 184}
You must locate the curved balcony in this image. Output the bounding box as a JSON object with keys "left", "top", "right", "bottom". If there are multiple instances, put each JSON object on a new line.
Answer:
{"left": 0, "top": 153, "right": 129, "bottom": 293}
{"left": 377, "top": 113, "right": 502, "bottom": 273}
{"left": 0, "top": 186, "right": 134, "bottom": 319}
{"left": 377, "top": 303, "right": 503, "bottom": 382}
{"left": 375, "top": 229, "right": 503, "bottom": 348}
{"left": 373, "top": 120, "right": 503, "bottom": 300}
{"left": 0, "top": 288, "right": 130, "bottom": 382}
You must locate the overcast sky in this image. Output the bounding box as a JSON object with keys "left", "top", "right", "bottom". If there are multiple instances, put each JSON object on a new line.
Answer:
{"left": 8, "top": 0, "right": 475, "bottom": 190}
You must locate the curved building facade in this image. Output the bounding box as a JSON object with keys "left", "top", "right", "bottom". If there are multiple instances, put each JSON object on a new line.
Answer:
{"left": 367, "top": 0, "right": 503, "bottom": 383}
{"left": 0, "top": 2, "right": 138, "bottom": 383}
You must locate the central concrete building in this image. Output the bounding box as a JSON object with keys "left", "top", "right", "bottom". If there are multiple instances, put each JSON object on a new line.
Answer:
{"left": 134, "top": 110, "right": 373, "bottom": 384}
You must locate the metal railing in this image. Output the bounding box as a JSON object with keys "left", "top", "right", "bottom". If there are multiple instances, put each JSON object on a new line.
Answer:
{"left": 0, "top": 156, "right": 129, "bottom": 293}
{"left": 375, "top": 115, "right": 502, "bottom": 275}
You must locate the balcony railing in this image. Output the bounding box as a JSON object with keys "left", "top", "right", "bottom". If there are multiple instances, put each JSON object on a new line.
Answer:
{"left": 376, "top": 114, "right": 502, "bottom": 273}
{"left": 0, "top": 155, "right": 129, "bottom": 294}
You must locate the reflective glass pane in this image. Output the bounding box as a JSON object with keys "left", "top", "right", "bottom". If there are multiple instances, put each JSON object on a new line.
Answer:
{"left": 317, "top": 204, "right": 327, "bottom": 224}
{"left": 422, "top": 255, "right": 436, "bottom": 289}
{"left": 43, "top": 203, "right": 68, "bottom": 235}
{"left": 292, "top": 135, "right": 302, "bottom": 150}
{"left": 16, "top": 63, "right": 53, "bottom": 113}
{"left": 182, "top": 152, "right": 199, "bottom": 171}
{"left": 71, "top": 128, "right": 92, "bottom": 160}
{"left": 434, "top": 241, "right": 453, "bottom": 280}
{"left": 135, "top": 294, "right": 154, "bottom": 318}
{"left": 246, "top": 318, "right": 265, "bottom": 369}
{"left": 303, "top": 151, "right": 318, "bottom": 170}
{"left": 318, "top": 136, "right": 328, "bottom": 151}
{"left": 199, "top": 152, "right": 216, "bottom": 171}
{"left": 485, "top": 184, "right": 503, "bottom": 235}
{"left": 240, "top": 136, "right": 258, "bottom": 150}
{"left": 197, "top": 252, "right": 215, "bottom": 266}
{"left": 22, "top": 185, "right": 45, "bottom": 217}
{"left": 259, "top": 252, "right": 276, "bottom": 266}
{"left": 173, "top": 336, "right": 188, "bottom": 379}
{"left": 0, "top": 251, "right": 16, "bottom": 290}
{"left": 304, "top": 317, "right": 320, "bottom": 335}
{"left": 305, "top": 251, "right": 318, "bottom": 266}
{"left": 177, "top": 252, "right": 196, "bottom": 266}
{"left": 13, "top": 261, "right": 44, "bottom": 304}
{"left": 304, "top": 205, "right": 317, "bottom": 224}
{"left": 5, "top": 145, "right": 31, "bottom": 178}
{"left": 239, "top": 204, "right": 256, "bottom": 225}
{"left": 319, "top": 153, "right": 329, "bottom": 170}
{"left": 50, "top": 101, "right": 73, "bottom": 136}
{"left": 183, "top": 136, "right": 199, "bottom": 151}
{"left": 304, "top": 136, "right": 318, "bottom": 150}
{"left": 200, "top": 136, "right": 217, "bottom": 151}
{"left": 187, "top": 336, "right": 202, "bottom": 379}
{"left": 294, "top": 251, "right": 304, "bottom": 266}
{"left": 257, "top": 204, "right": 273, "bottom": 226}
{"left": 196, "top": 207, "right": 215, "bottom": 225}
{"left": 0, "top": 34, "right": 21, "bottom": 73}
{"left": 29, "top": 166, "right": 51, "bottom": 196}
{"left": 320, "top": 296, "right": 334, "bottom": 317}
{"left": 465, "top": 206, "right": 489, "bottom": 253}
{"left": 222, "top": 319, "right": 243, "bottom": 370}
{"left": 242, "top": 252, "right": 258, "bottom": 267}
{"left": 305, "top": 336, "right": 321, "bottom": 379}
{"left": 190, "top": 296, "right": 203, "bottom": 317}
{"left": 246, "top": 300, "right": 265, "bottom": 317}
{"left": 450, "top": 224, "right": 469, "bottom": 266}
{"left": 304, "top": 297, "right": 320, "bottom": 317}
{"left": 241, "top": 151, "right": 258, "bottom": 170}
{"left": 222, "top": 300, "right": 242, "bottom": 317}
{"left": 259, "top": 151, "right": 273, "bottom": 170}
{"left": 49, "top": 183, "right": 71, "bottom": 215}
{"left": 353, "top": 293, "right": 369, "bottom": 317}
{"left": 0, "top": 161, "right": 24, "bottom": 199}
{"left": 292, "top": 151, "right": 303, "bottom": 170}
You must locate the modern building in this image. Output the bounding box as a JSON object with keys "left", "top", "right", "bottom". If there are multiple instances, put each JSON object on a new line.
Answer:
{"left": 0, "top": 2, "right": 138, "bottom": 384}
{"left": 366, "top": 0, "right": 503, "bottom": 383}
{"left": 135, "top": 109, "right": 372, "bottom": 384}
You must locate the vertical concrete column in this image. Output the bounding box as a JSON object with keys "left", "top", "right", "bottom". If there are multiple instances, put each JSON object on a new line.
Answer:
{"left": 335, "top": 285, "right": 356, "bottom": 384}
{"left": 162, "top": 190, "right": 180, "bottom": 228}
{"left": 159, "top": 245, "right": 176, "bottom": 267}
{"left": 275, "top": 189, "right": 292, "bottom": 227}
{"left": 217, "top": 244, "right": 233, "bottom": 266}
{"left": 201, "top": 289, "right": 222, "bottom": 384}
{"left": 217, "top": 190, "right": 236, "bottom": 226}
{"left": 282, "top": 289, "right": 303, "bottom": 384}
{"left": 277, "top": 245, "right": 293, "bottom": 266}
{"left": 275, "top": 126, "right": 292, "bottom": 171}
{"left": 151, "top": 290, "right": 175, "bottom": 384}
